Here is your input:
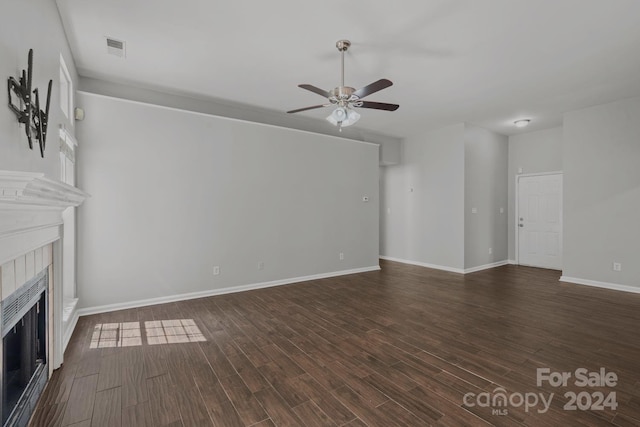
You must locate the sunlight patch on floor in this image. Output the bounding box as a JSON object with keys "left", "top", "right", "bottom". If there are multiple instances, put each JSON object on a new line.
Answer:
{"left": 89, "top": 319, "right": 205, "bottom": 348}
{"left": 145, "top": 319, "right": 207, "bottom": 345}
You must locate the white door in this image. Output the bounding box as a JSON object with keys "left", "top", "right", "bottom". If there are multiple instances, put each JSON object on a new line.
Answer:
{"left": 517, "top": 173, "right": 563, "bottom": 270}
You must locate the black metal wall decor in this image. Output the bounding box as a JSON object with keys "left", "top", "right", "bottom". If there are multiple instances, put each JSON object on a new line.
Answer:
{"left": 7, "top": 49, "right": 52, "bottom": 157}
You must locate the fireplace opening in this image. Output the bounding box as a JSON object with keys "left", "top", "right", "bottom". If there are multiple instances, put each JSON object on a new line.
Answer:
{"left": 1, "top": 271, "right": 48, "bottom": 427}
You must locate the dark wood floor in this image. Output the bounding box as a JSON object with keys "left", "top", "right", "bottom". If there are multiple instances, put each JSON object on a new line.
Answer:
{"left": 30, "top": 260, "right": 640, "bottom": 426}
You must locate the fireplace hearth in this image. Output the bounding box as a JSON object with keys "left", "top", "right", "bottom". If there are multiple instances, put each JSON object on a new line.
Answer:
{"left": 1, "top": 270, "right": 48, "bottom": 427}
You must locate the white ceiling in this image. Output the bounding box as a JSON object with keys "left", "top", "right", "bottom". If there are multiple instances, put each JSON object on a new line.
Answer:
{"left": 56, "top": 0, "right": 640, "bottom": 138}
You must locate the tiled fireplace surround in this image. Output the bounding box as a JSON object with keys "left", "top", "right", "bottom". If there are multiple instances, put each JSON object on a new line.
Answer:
{"left": 0, "top": 170, "right": 87, "bottom": 424}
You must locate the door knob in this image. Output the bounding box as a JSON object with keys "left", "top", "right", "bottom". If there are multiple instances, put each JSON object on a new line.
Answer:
{"left": 519, "top": 224, "right": 524, "bottom": 227}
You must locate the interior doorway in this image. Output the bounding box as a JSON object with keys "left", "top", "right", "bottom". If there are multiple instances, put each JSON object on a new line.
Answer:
{"left": 516, "top": 172, "right": 563, "bottom": 270}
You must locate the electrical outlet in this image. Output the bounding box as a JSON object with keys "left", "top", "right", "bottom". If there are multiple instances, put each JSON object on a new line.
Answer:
{"left": 500, "top": 207, "right": 504, "bottom": 214}
{"left": 213, "top": 266, "right": 220, "bottom": 275}
{"left": 613, "top": 262, "right": 622, "bottom": 272}
{"left": 258, "top": 261, "right": 264, "bottom": 270}
{"left": 471, "top": 207, "right": 478, "bottom": 214}
{"left": 489, "top": 248, "right": 493, "bottom": 255}
{"left": 339, "top": 252, "right": 344, "bottom": 261}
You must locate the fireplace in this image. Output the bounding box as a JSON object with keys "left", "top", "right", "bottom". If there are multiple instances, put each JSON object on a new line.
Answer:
{"left": 0, "top": 171, "right": 88, "bottom": 427}
{"left": 1, "top": 270, "right": 48, "bottom": 427}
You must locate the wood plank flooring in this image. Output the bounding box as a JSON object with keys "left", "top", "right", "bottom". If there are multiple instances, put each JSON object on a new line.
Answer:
{"left": 30, "top": 261, "right": 640, "bottom": 426}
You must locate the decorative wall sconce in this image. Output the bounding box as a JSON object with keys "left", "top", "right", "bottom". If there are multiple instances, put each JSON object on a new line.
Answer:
{"left": 7, "top": 49, "right": 52, "bottom": 157}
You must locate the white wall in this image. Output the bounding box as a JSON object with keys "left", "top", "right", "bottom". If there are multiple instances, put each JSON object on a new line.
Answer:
{"left": 0, "top": 0, "right": 77, "bottom": 178}
{"left": 380, "top": 124, "right": 465, "bottom": 270}
{"left": 563, "top": 97, "right": 640, "bottom": 289}
{"left": 464, "top": 125, "right": 508, "bottom": 269}
{"left": 75, "top": 92, "right": 379, "bottom": 309}
{"left": 381, "top": 123, "right": 508, "bottom": 272}
{"left": 79, "top": 77, "right": 402, "bottom": 166}
{"left": 507, "top": 127, "right": 563, "bottom": 260}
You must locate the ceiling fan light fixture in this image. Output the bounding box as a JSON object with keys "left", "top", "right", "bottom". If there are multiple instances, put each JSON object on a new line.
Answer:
{"left": 326, "top": 107, "right": 360, "bottom": 128}
{"left": 514, "top": 119, "right": 531, "bottom": 128}
{"left": 327, "top": 107, "right": 347, "bottom": 125}
{"left": 342, "top": 109, "right": 360, "bottom": 127}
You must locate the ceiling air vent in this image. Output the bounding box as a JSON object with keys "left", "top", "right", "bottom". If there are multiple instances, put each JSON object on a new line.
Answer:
{"left": 106, "top": 37, "right": 126, "bottom": 58}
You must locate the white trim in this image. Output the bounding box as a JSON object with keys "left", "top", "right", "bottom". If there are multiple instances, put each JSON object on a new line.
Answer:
{"left": 77, "top": 91, "right": 380, "bottom": 148}
{"left": 63, "top": 309, "right": 79, "bottom": 351}
{"left": 379, "top": 256, "right": 465, "bottom": 274}
{"left": 59, "top": 54, "right": 74, "bottom": 127}
{"left": 379, "top": 256, "right": 510, "bottom": 274}
{"left": 0, "top": 227, "right": 60, "bottom": 266}
{"left": 0, "top": 170, "right": 88, "bottom": 208}
{"left": 507, "top": 259, "right": 517, "bottom": 265}
{"left": 77, "top": 265, "right": 381, "bottom": 316}
{"left": 464, "top": 260, "right": 509, "bottom": 274}
{"left": 559, "top": 276, "right": 640, "bottom": 295}
{"left": 514, "top": 171, "right": 563, "bottom": 266}
{"left": 59, "top": 125, "right": 78, "bottom": 149}
{"left": 515, "top": 171, "right": 564, "bottom": 178}
{"left": 0, "top": 170, "right": 89, "bottom": 265}
{"left": 51, "top": 239, "right": 64, "bottom": 370}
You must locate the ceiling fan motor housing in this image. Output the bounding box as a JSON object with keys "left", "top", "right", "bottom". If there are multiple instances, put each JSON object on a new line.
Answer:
{"left": 330, "top": 86, "right": 357, "bottom": 101}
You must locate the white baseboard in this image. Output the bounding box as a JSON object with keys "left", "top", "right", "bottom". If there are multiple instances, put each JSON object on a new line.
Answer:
{"left": 379, "top": 256, "right": 465, "bottom": 274}
{"left": 464, "top": 260, "right": 509, "bottom": 274}
{"left": 77, "top": 265, "right": 381, "bottom": 317}
{"left": 508, "top": 259, "right": 517, "bottom": 265}
{"left": 560, "top": 276, "right": 640, "bottom": 295}
{"left": 63, "top": 309, "right": 79, "bottom": 351}
{"left": 379, "top": 256, "right": 509, "bottom": 275}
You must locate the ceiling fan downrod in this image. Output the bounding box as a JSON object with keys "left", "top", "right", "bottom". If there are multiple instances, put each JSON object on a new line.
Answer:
{"left": 331, "top": 40, "right": 358, "bottom": 108}
{"left": 336, "top": 39, "right": 350, "bottom": 88}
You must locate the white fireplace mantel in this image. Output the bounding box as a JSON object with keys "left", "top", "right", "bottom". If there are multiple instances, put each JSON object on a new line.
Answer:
{"left": 0, "top": 170, "right": 87, "bottom": 207}
{"left": 0, "top": 170, "right": 89, "bottom": 265}
{"left": 0, "top": 170, "right": 89, "bottom": 370}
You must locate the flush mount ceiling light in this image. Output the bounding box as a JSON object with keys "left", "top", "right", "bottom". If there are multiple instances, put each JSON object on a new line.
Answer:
{"left": 287, "top": 40, "right": 399, "bottom": 131}
{"left": 514, "top": 119, "right": 531, "bottom": 128}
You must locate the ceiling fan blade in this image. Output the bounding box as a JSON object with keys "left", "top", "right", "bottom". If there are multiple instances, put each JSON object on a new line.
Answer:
{"left": 353, "top": 79, "right": 393, "bottom": 99}
{"left": 287, "top": 104, "right": 329, "bottom": 114}
{"left": 357, "top": 101, "right": 400, "bottom": 111}
{"left": 298, "top": 84, "right": 332, "bottom": 99}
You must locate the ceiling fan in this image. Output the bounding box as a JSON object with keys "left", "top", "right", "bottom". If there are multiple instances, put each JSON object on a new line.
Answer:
{"left": 287, "top": 40, "right": 399, "bottom": 131}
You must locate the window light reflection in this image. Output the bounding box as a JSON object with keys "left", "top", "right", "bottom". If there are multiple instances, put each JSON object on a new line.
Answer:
{"left": 90, "top": 322, "right": 141, "bottom": 348}
{"left": 145, "top": 319, "right": 206, "bottom": 345}
{"left": 89, "top": 319, "right": 205, "bottom": 348}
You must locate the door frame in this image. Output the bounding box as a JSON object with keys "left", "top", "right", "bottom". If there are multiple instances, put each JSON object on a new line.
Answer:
{"left": 515, "top": 171, "right": 563, "bottom": 266}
